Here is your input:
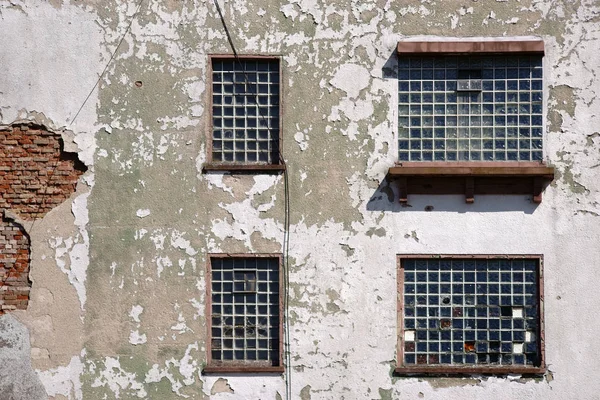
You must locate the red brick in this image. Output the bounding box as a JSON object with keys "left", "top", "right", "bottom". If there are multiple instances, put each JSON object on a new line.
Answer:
{"left": 0, "top": 124, "right": 86, "bottom": 315}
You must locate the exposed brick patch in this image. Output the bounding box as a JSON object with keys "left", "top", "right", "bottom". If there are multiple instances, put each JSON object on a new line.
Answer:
{"left": 0, "top": 123, "right": 87, "bottom": 220}
{"left": 0, "top": 122, "right": 86, "bottom": 314}
{"left": 0, "top": 217, "right": 30, "bottom": 315}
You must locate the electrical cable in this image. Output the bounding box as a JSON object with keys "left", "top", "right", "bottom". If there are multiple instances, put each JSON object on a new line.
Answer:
{"left": 26, "top": 0, "right": 146, "bottom": 236}
{"left": 282, "top": 157, "right": 292, "bottom": 400}
{"left": 70, "top": 0, "right": 146, "bottom": 128}
{"left": 213, "top": 1, "right": 292, "bottom": 398}
{"left": 9, "top": 0, "right": 146, "bottom": 307}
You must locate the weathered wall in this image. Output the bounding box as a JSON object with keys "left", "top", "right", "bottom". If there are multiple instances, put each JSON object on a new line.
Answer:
{"left": 1, "top": 0, "right": 600, "bottom": 399}
{"left": 0, "top": 216, "right": 30, "bottom": 314}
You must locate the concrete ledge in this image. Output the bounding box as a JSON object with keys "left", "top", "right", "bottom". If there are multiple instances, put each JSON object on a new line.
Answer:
{"left": 397, "top": 39, "right": 544, "bottom": 55}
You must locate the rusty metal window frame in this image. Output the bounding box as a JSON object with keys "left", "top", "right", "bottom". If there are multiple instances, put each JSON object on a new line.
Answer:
{"left": 204, "top": 55, "right": 285, "bottom": 173}
{"left": 204, "top": 254, "right": 284, "bottom": 373}
{"left": 390, "top": 39, "right": 555, "bottom": 204}
{"left": 396, "top": 255, "right": 546, "bottom": 376}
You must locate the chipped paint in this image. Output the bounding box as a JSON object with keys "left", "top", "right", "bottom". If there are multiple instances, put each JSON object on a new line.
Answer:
{"left": 0, "top": 0, "right": 599, "bottom": 398}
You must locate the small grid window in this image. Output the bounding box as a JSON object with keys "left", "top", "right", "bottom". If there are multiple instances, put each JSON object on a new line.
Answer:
{"left": 208, "top": 255, "right": 282, "bottom": 371}
{"left": 398, "top": 55, "right": 543, "bottom": 162}
{"left": 398, "top": 256, "right": 544, "bottom": 374}
{"left": 211, "top": 58, "right": 280, "bottom": 165}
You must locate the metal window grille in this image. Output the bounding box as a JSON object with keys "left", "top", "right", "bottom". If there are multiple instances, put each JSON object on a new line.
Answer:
{"left": 400, "top": 257, "right": 542, "bottom": 368}
{"left": 398, "top": 55, "right": 543, "bottom": 162}
{"left": 210, "top": 256, "right": 280, "bottom": 366}
{"left": 211, "top": 58, "right": 280, "bottom": 164}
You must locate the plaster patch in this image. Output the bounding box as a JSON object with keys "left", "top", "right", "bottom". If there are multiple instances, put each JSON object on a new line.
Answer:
{"left": 37, "top": 353, "right": 84, "bottom": 400}
{"left": 0, "top": 3, "right": 103, "bottom": 133}
{"left": 170, "top": 231, "right": 198, "bottom": 256}
{"left": 129, "top": 305, "right": 144, "bottom": 323}
{"left": 129, "top": 330, "right": 147, "bottom": 345}
{"left": 135, "top": 229, "right": 148, "bottom": 240}
{"left": 171, "top": 312, "right": 190, "bottom": 335}
{"left": 204, "top": 173, "right": 235, "bottom": 196}
{"left": 90, "top": 357, "right": 147, "bottom": 398}
{"left": 295, "top": 131, "right": 309, "bottom": 151}
{"left": 156, "top": 256, "right": 173, "bottom": 278}
{"left": 211, "top": 378, "right": 234, "bottom": 394}
{"left": 136, "top": 209, "right": 151, "bottom": 218}
{"left": 48, "top": 191, "right": 90, "bottom": 312}
{"left": 212, "top": 199, "right": 283, "bottom": 250}
{"left": 300, "top": 171, "right": 308, "bottom": 182}
{"left": 150, "top": 232, "right": 167, "bottom": 250}
{"left": 330, "top": 64, "right": 370, "bottom": 99}
{"left": 247, "top": 175, "right": 282, "bottom": 196}
{"left": 144, "top": 342, "right": 199, "bottom": 395}
{"left": 281, "top": 4, "right": 299, "bottom": 20}
{"left": 333, "top": 98, "right": 374, "bottom": 123}
{"left": 156, "top": 135, "right": 170, "bottom": 156}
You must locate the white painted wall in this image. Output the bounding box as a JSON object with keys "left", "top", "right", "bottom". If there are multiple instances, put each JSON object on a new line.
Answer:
{"left": 1, "top": 0, "right": 599, "bottom": 399}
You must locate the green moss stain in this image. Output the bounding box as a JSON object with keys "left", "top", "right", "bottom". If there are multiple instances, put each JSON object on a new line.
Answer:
{"left": 378, "top": 387, "right": 393, "bottom": 400}
{"left": 559, "top": 165, "right": 588, "bottom": 194}
{"left": 424, "top": 376, "right": 481, "bottom": 389}
{"left": 366, "top": 227, "right": 386, "bottom": 237}
{"left": 550, "top": 84, "right": 576, "bottom": 117}
{"left": 300, "top": 385, "right": 312, "bottom": 400}
{"left": 341, "top": 244, "right": 355, "bottom": 257}
{"left": 404, "top": 231, "right": 419, "bottom": 243}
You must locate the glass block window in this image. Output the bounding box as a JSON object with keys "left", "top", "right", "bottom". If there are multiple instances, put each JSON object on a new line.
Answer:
{"left": 398, "top": 55, "right": 543, "bottom": 162}
{"left": 211, "top": 58, "right": 280, "bottom": 164}
{"left": 399, "top": 257, "right": 543, "bottom": 371}
{"left": 209, "top": 256, "right": 281, "bottom": 368}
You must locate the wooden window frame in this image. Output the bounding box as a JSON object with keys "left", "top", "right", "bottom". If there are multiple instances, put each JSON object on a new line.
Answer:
{"left": 396, "top": 254, "right": 546, "bottom": 376}
{"left": 391, "top": 38, "right": 554, "bottom": 203}
{"left": 203, "top": 55, "right": 285, "bottom": 173}
{"left": 203, "top": 253, "right": 284, "bottom": 374}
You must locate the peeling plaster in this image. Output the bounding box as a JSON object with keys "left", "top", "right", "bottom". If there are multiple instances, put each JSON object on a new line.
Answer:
{"left": 210, "top": 378, "right": 234, "bottom": 395}
{"left": 2, "top": 0, "right": 600, "bottom": 399}
{"left": 37, "top": 353, "right": 85, "bottom": 400}
{"left": 90, "top": 357, "right": 148, "bottom": 398}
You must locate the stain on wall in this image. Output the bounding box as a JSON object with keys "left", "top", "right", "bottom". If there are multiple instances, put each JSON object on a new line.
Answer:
{"left": 1, "top": 0, "right": 600, "bottom": 399}
{"left": 0, "top": 122, "right": 86, "bottom": 317}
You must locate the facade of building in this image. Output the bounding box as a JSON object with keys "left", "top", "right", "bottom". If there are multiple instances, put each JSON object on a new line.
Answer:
{"left": 1, "top": 0, "right": 599, "bottom": 399}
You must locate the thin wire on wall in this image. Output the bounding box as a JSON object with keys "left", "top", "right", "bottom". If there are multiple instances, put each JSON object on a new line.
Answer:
{"left": 213, "top": 1, "right": 293, "bottom": 398}
{"left": 70, "top": 0, "right": 147, "bottom": 127}
{"left": 28, "top": 0, "right": 147, "bottom": 235}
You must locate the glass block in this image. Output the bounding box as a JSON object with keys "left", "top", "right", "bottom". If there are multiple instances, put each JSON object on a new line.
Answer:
{"left": 401, "top": 257, "right": 541, "bottom": 368}
{"left": 210, "top": 256, "right": 279, "bottom": 365}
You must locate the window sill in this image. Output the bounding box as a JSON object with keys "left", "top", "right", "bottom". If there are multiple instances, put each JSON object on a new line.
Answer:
{"left": 387, "top": 162, "right": 555, "bottom": 204}
{"left": 202, "top": 365, "right": 285, "bottom": 374}
{"left": 395, "top": 365, "right": 546, "bottom": 376}
{"left": 203, "top": 163, "right": 286, "bottom": 173}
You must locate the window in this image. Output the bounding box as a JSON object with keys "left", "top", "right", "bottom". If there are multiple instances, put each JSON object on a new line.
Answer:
{"left": 398, "top": 54, "right": 543, "bottom": 162}
{"left": 389, "top": 39, "right": 554, "bottom": 203}
{"left": 205, "top": 254, "right": 283, "bottom": 373}
{"left": 205, "top": 56, "right": 283, "bottom": 172}
{"left": 396, "top": 255, "right": 545, "bottom": 375}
